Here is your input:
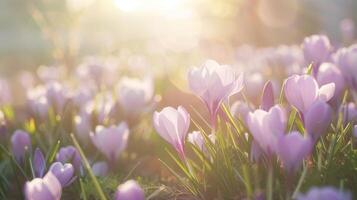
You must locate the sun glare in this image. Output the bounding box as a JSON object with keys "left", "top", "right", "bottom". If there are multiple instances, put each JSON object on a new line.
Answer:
{"left": 114, "top": 0, "right": 187, "bottom": 15}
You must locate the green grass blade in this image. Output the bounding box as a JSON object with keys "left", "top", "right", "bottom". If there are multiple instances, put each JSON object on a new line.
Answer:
{"left": 70, "top": 134, "right": 107, "bottom": 200}
{"left": 46, "top": 140, "right": 61, "bottom": 164}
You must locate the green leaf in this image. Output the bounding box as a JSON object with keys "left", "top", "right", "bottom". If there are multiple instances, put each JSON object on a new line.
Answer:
{"left": 46, "top": 140, "right": 61, "bottom": 165}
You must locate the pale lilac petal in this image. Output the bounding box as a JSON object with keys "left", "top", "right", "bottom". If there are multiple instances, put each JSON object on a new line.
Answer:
{"left": 318, "top": 83, "right": 335, "bottom": 102}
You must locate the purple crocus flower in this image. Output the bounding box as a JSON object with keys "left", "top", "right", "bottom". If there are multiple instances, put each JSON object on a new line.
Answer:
{"left": 45, "top": 81, "right": 68, "bottom": 112}
{"left": 153, "top": 106, "right": 190, "bottom": 160}
{"left": 250, "top": 141, "right": 263, "bottom": 162}
{"left": 90, "top": 122, "right": 129, "bottom": 162}
{"left": 24, "top": 171, "right": 62, "bottom": 200}
{"left": 49, "top": 162, "right": 75, "bottom": 187}
{"left": 316, "top": 63, "right": 346, "bottom": 100}
{"left": 260, "top": 80, "right": 275, "bottom": 111}
{"left": 187, "top": 131, "right": 204, "bottom": 151}
{"left": 297, "top": 186, "right": 351, "bottom": 200}
{"left": 188, "top": 60, "right": 243, "bottom": 128}
{"left": 244, "top": 73, "right": 264, "bottom": 102}
{"left": 56, "top": 146, "right": 81, "bottom": 171}
{"left": 247, "top": 105, "right": 287, "bottom": 156}
{"left": 302, "top": 35, "right": 332, "bottom": 72}
{"left": 74, "top": 112, "right": 91, "bottom": 144}
{"left": 115, "top": 180, "right": 145, "bottom": 200}
{"left": 230, "top": 101, "right": 251, "bottom": 123}
{"left": 11, "top": 130, "right": 32, "bottom": 163}
{"left": 284, "top": 74, "right": 335, "bottom": 114}
{"left": 304, "top": 100, "right": 333, "bottom": 142}
{"left": 333, "top": 44, "right": 357, "bottom": 90}
{"left": 117, "top": 76, "right": 154, "bottom": 114}
{"left": 92, "top": 161, "right": 109, "bottom": 177}
{"left": 187, "top": 131, "right": 215, "bottom": 154}
{"left": 277, "top": 132, "right": 312, "bottom": 173}
{"left": 26, "top": 86, "right": 49, "bottom": 118}
{"left": 339, "top": 102, "right": 357, "bottom": 125}
{"left": 33, "top": 148, "right": 46, "bottom": 178}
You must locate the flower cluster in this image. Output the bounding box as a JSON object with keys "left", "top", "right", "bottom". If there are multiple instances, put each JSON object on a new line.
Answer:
{"left": 153, "top": 35, "right": 357, "bottom": 199}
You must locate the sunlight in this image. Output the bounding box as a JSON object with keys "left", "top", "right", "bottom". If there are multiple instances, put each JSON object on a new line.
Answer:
{"left": 114, "top": 0, "right": 188, "bottom": 16}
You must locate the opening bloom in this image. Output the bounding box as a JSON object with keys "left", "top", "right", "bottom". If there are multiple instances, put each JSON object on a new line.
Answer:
{"left": 302, "top": 34, "right": 332, "bottom": 72}
{"left": 90, "top": 122, "right": 129, "bottom": 162}
{"left": 153, "top": 106, "right": 190, "bottom": 159}
{"left": 304, "top": 100, "right": 333, "bottom": 142}
{"left": 247, "top": 105, "right": 287, "bottom": 156}
{"left": 24, "top": 172, "right": 62, "bottom": 200}
{"left": 333, "top": 44, "right": 357, "bottom": 90}
{"left": 284, "top": 74, "right": 335, "bottom": 114}
{"left": 49, "top": 162, "right": 75, "bottom": 187}
{"left": 56, "top": 146, "right": 82, "bottom": 171}
{"left": 277, "top": 131, "right": 312, "bottom": 173}
{"left": 188, "top": 60, "right": 243, "bottom": 128}
{"left": 316, "top": 63, "right": 345, "bottom": 100}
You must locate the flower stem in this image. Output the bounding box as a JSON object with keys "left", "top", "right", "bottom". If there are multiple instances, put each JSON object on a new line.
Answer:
{"left": 267, "top": 164, "right": 274, "bottom": 200}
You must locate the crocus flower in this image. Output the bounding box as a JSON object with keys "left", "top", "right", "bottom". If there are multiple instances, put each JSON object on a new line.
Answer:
{"left": 187, "top": 131, "right": 204, "bottom": 151}
{"left": 56, "top": 146, "right": 81, "bottom": 171}
{"left": 24, "top": 171, "right": 62, "bottom": 200}
{"left": 260, "top": 80, "right": 275, "bottom": 111}
{"left": 26, "top": 86, "right": 49, "bottom": 118}
{"left": 188, "top": 60, "right": 243, "bottom": 127}
{"left": 247, "top": 105, "right": 287, "bottom": 156}
{"left": 302, "top": 35, "right": 332, "bottom": 71}
{"left": 153, "top": 106, "right": 190, "bottom": 159}
{"left": 90, "top": 122, "right": 129, "bottom": 161}
{"left": 284, "top": 74, "right": 335, "bottom": 114}
{"left": 49, "top": 162, "right": 75, "bottom": 187}
{"left": 297, "top": 187, "right": 351, "bottom": 200}
{"left": 304, "top": 100, "right": 333, "bottom": 142}
{"left": 117, "top": 76, "right": 153, "bottom": 114}
{"left": 84, "top": 93, "right": 115, "bottom": 124}
{"left": 316, "top": 63, "right": 345, "bottom": 100}
{"left": 33, "top": 148, "right": 46, "bottom": 178}
{"left": 250, "top": 141, "right": 263, "bottom": 162}
{"left": 11, "top": 130, "right": 32, "bottom": 163}
{"left": 230, "top": 101, "right": 251, "bottom": 122}
{"left": 74, "top": 112, "right": 91, "bottom": 144}
{"left": 277, "top": 132, "right": 312, "bottom": 172}
{"left": 92, "top": 161, "right": 109, "bottom": 177}
{"left": 115, "top": 180, "right": 145, "bottom": 200}
{"left": 45, "top": 81, "right": 68, "bottom": 112}
{"left": 339, "top": 102, "right": 357, "bottom": 124}
{"left": 244, "top": 73, "right": 264, "bottom": 102}
{"left": 333, "top": 44, "right": 357, "bottom": 90}
{"left": 187, "top": 131, "right": 215, "bottom": 153}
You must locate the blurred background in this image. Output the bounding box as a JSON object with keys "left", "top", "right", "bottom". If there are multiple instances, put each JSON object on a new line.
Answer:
{"left": 0, "top": 0, "right": 356, "bottom": 75}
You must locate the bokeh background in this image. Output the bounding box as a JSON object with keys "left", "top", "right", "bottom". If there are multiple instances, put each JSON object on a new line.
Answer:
{"left": 0, "top": 0, "right": 356, "bottom": 75}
